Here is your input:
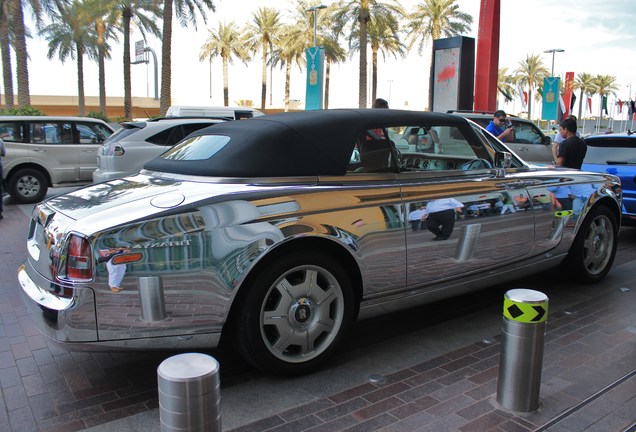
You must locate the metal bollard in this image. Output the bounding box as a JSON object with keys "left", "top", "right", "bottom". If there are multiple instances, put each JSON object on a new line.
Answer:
{"left": 138, "top": 276, "right": 166, "bottom": 321}
{"left": 496, "top": 289, "right": 549, "bottom": 412}
{"left": 158, "top": 353, "right": 221, "bottom": 432}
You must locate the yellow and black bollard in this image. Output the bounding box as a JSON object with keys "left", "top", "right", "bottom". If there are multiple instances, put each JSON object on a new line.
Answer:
{"left": 496, "top": 289, "right": 549, "bottom": 412}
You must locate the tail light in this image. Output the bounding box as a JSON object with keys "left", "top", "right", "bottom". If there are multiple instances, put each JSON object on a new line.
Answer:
{"left": 67, "top": 235, "right": 93, "bottom": 281}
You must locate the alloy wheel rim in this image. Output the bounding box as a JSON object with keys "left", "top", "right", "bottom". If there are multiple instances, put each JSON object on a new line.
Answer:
{"left": 582, "top": 215, "right": 613, "bottom": 275}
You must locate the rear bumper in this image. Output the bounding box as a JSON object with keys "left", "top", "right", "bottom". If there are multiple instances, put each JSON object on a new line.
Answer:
{"left": 18, "top": 263, "right": 99, "bottom": 343}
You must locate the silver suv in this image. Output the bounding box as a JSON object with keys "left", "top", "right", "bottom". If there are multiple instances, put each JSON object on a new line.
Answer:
{"left": 0, "top": 116, "right": 115, "bottom": 203}
{"left": 93, "top": 117, "right": 227, "bottom": 183}
{"left": 450, "top": 111, "right": 553, "bottom": 164}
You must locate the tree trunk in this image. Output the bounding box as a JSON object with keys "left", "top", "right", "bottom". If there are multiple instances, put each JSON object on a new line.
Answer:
{"left": 77, "top": 45, "right": 85, "bottom": 116}
{"left": 123, "top": 8, "right": 132, "bottom": 119}
{"left": 160, "top": 0, "right": 173, "bottom": 116}
{"left": 371, "top": 46, "right": 378, "bottom": 104}
{"left": 11, "top": 0, "right": 30, "bottom": 107}
{"left": 222, "top": 55, "right": 229, "bottom": 106}
{"left": 358, "top": 7, "right": 369, "bottom": 108}
{"left": 260, "top": 42, "right": 267, "bottom": 110}
{"left": 527, "top": 86, "right": 533, "bottom": 120}
{"left": 284, "top": 61, "right": 291, "bottom": 112}
{"left": 0, "top": 13, "right": 14, "bottom": 109}
{"left": 324, "top": 58, "right": 331, "bottom": 109}
{"left": 96, "top": 18, "right": 106, "bottom": 115}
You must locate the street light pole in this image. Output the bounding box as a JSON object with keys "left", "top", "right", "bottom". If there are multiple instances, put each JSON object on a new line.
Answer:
{"left": 306, "top": 4, "right": 327, "bottom": 47}
{"left": 543, "top": 48, "right": 564, "bottom": 77}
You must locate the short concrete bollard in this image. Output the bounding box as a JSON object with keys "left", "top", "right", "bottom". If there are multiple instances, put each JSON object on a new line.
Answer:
{"left": 496, "top": 289, "right": 549, "bottom": 412}
{"left": 158, "top": 353, "right": 221, "bottom": 432}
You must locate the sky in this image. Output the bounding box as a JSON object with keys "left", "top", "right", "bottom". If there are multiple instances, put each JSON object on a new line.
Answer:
{"left": 16, "top": 0, "right": 636, "bottom": 120}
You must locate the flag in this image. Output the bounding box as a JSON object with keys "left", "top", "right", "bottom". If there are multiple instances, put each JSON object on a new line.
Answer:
{"left": 570, "top": 93, "right": 577, "bottom": 112}
{"left": 629, "top": 100, "right": 635, "bottom": 117}
{"left": 618, "top": 100, "right": 623, "bottom": 113}
{"left": 587, "top": 96, "right": 592, "bottom": 114}
{"left": 498, "top": 86, "right": 513, "bottom": 102}
{"left": 602, "top": 95, "right": 608, "bottom": 115}
{"left": 559, "top": 94, "right": 566, "bottom": 115}
{"left": 517, "top": 85, "right": 527, "bottom": 110}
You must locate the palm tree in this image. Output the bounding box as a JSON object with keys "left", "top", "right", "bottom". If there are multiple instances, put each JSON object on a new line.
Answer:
{"left": 160, "top": 0, "right": 215, "bottom": 116}
{"left": 245, "top": 7, "right": 281, "bottom": 110}
{"left": 514, "top": 54, "right": 549, "bottom": 120}
{"left": 336, "top": 0, "right": 404, "bottom": 108}
{"left": 406, "top": 0, "right": 473, "bottom": 110}
{"left": 572, "top": 72, "right": 596, "bottom": 120}
{"left": 83, "top": 0, "right": 119, "bottom": 116}
{"left": 199, "top": 21, "right": 249, "bottom": 107}
{"left": 10, "top": 0, "right": 53, "bottom": 107}
{"left": 497, "top": 67, "right": 514, "bottom": 109}
{"left": 367, "top": 11, "right": 405, "bottom": 103}
{"left": 271, "top": 24, "right": 306, "bottom": 112}
{"left": 594, "top": 74, "right": 618, "bottom": 120}
{"left": 0, "top": 0, "right": 14, "bottom": 109}
{"left": 320, "top": 9, "right": 347, "bottom": 109}
{"left": 117, "top": 0, "right": 161, "bottom": 120}
{"left": 40, "top": 1, "right": 97, "bottom": 115}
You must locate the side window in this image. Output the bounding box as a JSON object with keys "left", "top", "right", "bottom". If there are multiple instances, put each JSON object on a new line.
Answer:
{"left": 0, "top": 121, "right": 24, "bottom": 142}
{"left": 76, "top": 122, "right": 112, "bottom": 144}
{"left": 181, "top": 123, "right": 215, "bottom": 139}
{"left": 31, "top": 122, "right": 71, "bottom": 144}
{"left": 513, "top": 121, "right": 544, "bottom": 144}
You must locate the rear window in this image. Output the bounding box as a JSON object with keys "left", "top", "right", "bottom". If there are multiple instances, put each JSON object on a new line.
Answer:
{"left": 160, "top": 135, "right": 231, "bottom": 161}
{"left": 103, "top": 124, "right": 144, "bottom": 144}
{"left": 585, "top": 137, "right": 636, "bottom": 148}
{"left": 146, "top": 123, "right": 216, "bottom": 146}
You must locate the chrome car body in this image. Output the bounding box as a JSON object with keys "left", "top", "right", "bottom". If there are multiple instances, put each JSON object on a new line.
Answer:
{"left": 18, "top": 109, "right": 622, "bottom": 375}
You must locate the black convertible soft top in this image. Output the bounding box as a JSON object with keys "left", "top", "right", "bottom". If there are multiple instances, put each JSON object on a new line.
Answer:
{"left": 143, "top": 109, "right": 467, "bottom": 177}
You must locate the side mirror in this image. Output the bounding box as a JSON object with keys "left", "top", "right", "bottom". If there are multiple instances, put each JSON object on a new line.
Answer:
{"left": 494, "top": 151, "right": 512, "bottom": 168}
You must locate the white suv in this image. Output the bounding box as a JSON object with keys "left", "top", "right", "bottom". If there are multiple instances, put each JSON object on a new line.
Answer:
{"left": 93, "top": 118, "right": 227, "bottom": 183}
{"left": 1, "top": 116, "right": 114, "bottom": 203}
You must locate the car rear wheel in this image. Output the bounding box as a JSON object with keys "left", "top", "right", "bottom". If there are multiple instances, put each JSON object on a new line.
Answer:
{"left": 234, "top": 252, "right": 354, "bottom": 376}
{"left": 566, "top": 205, "right": 617, "bottom": 284}
{"left": 8, "top": 168, "right": 47, "bottom": 204}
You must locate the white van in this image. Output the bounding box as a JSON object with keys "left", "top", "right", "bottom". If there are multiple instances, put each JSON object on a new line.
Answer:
{"left": 166, "top": 106, "right": 264, "bottom": 120}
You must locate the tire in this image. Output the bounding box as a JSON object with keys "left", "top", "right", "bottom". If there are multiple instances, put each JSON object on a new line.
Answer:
{"left": 8, "top": 168, "right": 47, "bottom": 204}
{"left": 233, "top": 252, "right": 354, "bottom": 376}
{"left": 565, "top": 205, "right": 618, "bottom": 284}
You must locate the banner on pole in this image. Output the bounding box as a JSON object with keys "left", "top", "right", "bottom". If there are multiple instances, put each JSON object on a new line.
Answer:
{"left": 541, "top": 77, "right": 560, "bottom": 121}
{"left": 305, "top": 47, "right": 325, "bottom": 110}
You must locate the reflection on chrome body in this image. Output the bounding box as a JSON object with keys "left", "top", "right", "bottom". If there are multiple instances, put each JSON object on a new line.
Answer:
{"left": 19, "top": 169, "right": 620, "bottom": 349}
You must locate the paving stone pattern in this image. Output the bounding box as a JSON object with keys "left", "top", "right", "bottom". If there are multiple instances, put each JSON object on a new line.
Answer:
{"left": 1, "top": 201, "right": 635, "bottom": 431}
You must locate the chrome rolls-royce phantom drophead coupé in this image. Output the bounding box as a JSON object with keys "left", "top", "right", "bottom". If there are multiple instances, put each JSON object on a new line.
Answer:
{"left": 18, "top": 109, "right": 621, "bottom": 375}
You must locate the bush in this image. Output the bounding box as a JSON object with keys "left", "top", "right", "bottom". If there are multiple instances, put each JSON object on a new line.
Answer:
{"left": 86, "top": 111, "right": 111, "bottom": 123}
{"left": 0, "top": 105, "right": 45, "bottom": 116}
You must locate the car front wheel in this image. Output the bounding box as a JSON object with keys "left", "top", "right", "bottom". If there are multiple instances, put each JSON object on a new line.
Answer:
{"left": 566, "top": 205, "right": 618, "bottom": 284}
{"left": 8, "top": 168, "right": 47, "bottom": 204}
{"left": 234, "top": 252, "right": 354, "bottom": 376}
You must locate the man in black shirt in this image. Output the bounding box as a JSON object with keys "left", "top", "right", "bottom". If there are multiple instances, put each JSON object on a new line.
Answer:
{"left": 556, "top": 117, "right": 586, "bottom": 169}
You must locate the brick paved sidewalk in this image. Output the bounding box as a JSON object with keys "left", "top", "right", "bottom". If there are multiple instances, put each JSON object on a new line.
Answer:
{"left": 225, "top": 286, "right": 636, "bottom": 432}
{"left": 2, "top": 196, "right": 635, "bottom": 432}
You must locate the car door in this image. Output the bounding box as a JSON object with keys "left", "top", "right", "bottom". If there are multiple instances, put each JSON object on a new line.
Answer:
{"left": 397, "top": 123, "right": 534, "bottom": 288}
{"left": 30, "top": 121, "right": 80, "bottom": 183}
{"left": 508, "top": 120, "right": 552, "bottom": 164}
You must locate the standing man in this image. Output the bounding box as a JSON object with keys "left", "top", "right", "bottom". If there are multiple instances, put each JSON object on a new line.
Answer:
{"left": 485, "top": 110, "right": 515, "bottom": 143}
{"left": 556, "top": 117, "right": 587, "bottom": 169}
{"left": 552, "top": 115, "right": 577, "bottom": 163}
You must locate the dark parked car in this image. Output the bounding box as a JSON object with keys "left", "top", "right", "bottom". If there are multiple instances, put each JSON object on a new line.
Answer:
{"left": 18, "top": 110, "right": 621, "bottom": 376}
{"left": 582, "top": 131, "right": 636, "bottom": 225}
